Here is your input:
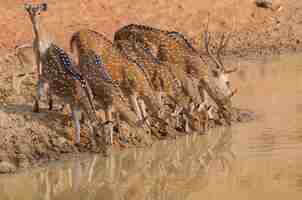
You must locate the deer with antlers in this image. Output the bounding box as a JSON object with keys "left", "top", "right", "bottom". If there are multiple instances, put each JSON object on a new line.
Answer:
{"left": 24, "top": 3, "right": 106, "bottom": 149}
{"left": 114, "top": 23, "right": 237, "bottom": 125}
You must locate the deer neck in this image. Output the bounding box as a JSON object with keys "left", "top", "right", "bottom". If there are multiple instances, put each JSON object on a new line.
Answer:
{"left": 32, "top": 17, "right": 52, "bottom": 56}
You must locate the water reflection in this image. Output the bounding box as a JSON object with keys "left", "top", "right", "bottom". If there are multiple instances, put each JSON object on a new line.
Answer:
{"left": 0, "top": 127, "right": 234, "bottom": 200}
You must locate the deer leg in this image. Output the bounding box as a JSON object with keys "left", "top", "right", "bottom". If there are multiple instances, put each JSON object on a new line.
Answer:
{"left": 203, "top": 105, "right": 215, "bottom": 133}
{"left": 71, "top": 104, "right": 82, "bottom": 144}
{"left": 129, "top": 93, "right": 144, "bottom": 125}
{"left": 33, "top": 78, "right": 47, "bottom": 113}
{"left": 156, "top": 91, "right": 163, "bottom": 106}
{"left": 44, "top": 83, "right": 53, "bottom": 111}
{"left": 184, "top": 77, "right": 201, "bottom": 105}
{"left": 188, "top": 102, "right": 195, "bottom": 114}
{"left": 172, "top": 106, "right": 183, "bottom": 128}
{"left": 48, "top": 97, "right": 53, "bottom": 111}
{"left": 138, "top": 98, "right": 150, "bottom": 127}
{"left": 207, "top": 105, "right": 215, "bottom": 120}
{"left": 105, "top": 105, "right": 114, "bottom": 145}
{"left": 197, "top": 89, "right": 210, "bottom": 111}
{"left": 156, "top": 91, "right": 164, "bottom": 118}
{"left": 182, "top": 114, "right": 191, "bottom": 133}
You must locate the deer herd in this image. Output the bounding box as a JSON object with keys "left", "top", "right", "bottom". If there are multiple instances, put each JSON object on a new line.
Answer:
{"left": 20, "top": 3, "right": 238, "bottom": 153}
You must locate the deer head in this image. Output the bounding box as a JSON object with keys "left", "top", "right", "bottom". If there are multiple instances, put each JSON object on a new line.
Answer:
{"left": 24, "top": 3, "right": 47, "bottom": 21}
{"left": 203, "top": 15, "right": 237, "bottom": 99}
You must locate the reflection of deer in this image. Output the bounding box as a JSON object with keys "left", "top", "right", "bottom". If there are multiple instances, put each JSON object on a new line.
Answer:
{"left": 114, "top": 21, "right": 237, "bottom": 124}
{"left": 70, "top": 29, "right": 163, "bottom": 130}
{"left": 24, "top": 3, "right": 105, "bottom": 146}
{"left": 38, "top": 157, "right": 101, "bottom": 200}
{"left": 29, "top": 127, "right": 235, "bottom": 200}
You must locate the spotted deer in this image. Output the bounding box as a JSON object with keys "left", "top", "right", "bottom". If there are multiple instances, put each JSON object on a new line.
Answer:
{"left": 114, "top": 24, "right": 237, "bottom": 124}
{"left": 70, "top": 29, "right": 162, "bottom": 131}
{"left": 113, "top": 39, "right": 205, "bottom": 132}
{"left": 24, "top": 3, "right": 105, "bottom": 147}
{"left": 114, "top": 40, "right": 189, "bottom": 111}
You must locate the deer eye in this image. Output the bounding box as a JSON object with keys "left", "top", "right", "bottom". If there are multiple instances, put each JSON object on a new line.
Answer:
{"left": 212, "top": 70, "right": 219, "bottom": 77}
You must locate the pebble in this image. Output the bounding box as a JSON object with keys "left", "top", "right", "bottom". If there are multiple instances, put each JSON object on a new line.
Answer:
{"left": 255, "top": 0, "right": 273, "bottom": 8}
{"left": 0, "top": 161, "right": 17, "bottom": 173}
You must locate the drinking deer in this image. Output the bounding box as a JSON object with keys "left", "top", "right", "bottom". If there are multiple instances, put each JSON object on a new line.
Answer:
{"left": 114, "top": 39, "right": 204, "bottom": 132}
{"left": 114, "top": 24, "right": 237, "bottom": 124}
{"left": 70, "top": 29, "right": 162, "bottom": 131}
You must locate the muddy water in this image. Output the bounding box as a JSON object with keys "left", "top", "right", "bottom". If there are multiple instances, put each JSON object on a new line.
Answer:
{"left": 1, "top": 53, "right": 302, "bottom": 200}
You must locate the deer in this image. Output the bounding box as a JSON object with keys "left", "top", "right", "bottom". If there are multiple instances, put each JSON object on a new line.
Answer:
{"left": 114, "top": 39, "right": 209, "bottom": 133}
{"left": 113, "top": 22, "right": 237, "bottom": 125}
{"left": 69, "top": 29, "right": 164, "bottom": 133}
{"left": 24, "top": 3, "right": 106, "bottom": 149}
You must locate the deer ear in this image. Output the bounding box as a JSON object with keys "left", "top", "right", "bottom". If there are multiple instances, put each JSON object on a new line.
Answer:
{"left": 24, "top": 3, "right": 31, "bottom": 11}
{"left": 42, "top": 3, "right": 48, "bottom": 11}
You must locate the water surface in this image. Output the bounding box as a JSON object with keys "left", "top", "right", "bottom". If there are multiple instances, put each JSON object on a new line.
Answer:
{"left": 1, "top": 53, "right": 302, "bottom": 200}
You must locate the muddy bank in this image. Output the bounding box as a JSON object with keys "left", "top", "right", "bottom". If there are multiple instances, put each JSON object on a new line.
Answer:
{"left": 0, "top": 46, "right": 254, "bottom": 173}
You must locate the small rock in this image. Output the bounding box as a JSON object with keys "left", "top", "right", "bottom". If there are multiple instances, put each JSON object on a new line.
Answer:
{"left": 56, "top": 137, "right": 68, "bottom": 148}
{"left": 16, "top": 153, "right": 30, "bottom": 168}
{"left": 255, "top": 0, "right": 273, "bottom": 9}
{"left": 0, "top": 161, "right": 17, "bottom": 173}
{"left": 16, "top": 144, "right": 32, "bottom": 155}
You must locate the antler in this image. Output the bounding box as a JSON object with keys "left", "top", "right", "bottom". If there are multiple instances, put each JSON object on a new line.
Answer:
{"left": 204, "top": 14, "right": 224, "bottom": 72}
{"left": 216, "top": 32, "right": 231, "bottom": 71}
{"left": 204, "top": 14, "right": 237, "bottom": 74}
{"left": 217, "top": 17, "right": 238, "bottom": 74}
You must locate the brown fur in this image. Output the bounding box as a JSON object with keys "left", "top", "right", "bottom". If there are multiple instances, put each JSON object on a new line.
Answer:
{"left": 70, "top": 29, "right": 161, "bottom": 125}
{"left": 114, "top": 24, "right": 233, "bottom": 123}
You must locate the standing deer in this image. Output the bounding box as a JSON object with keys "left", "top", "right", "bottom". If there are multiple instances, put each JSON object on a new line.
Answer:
{"left": 24, "top": 3, "right": 105, "bottom": 148}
